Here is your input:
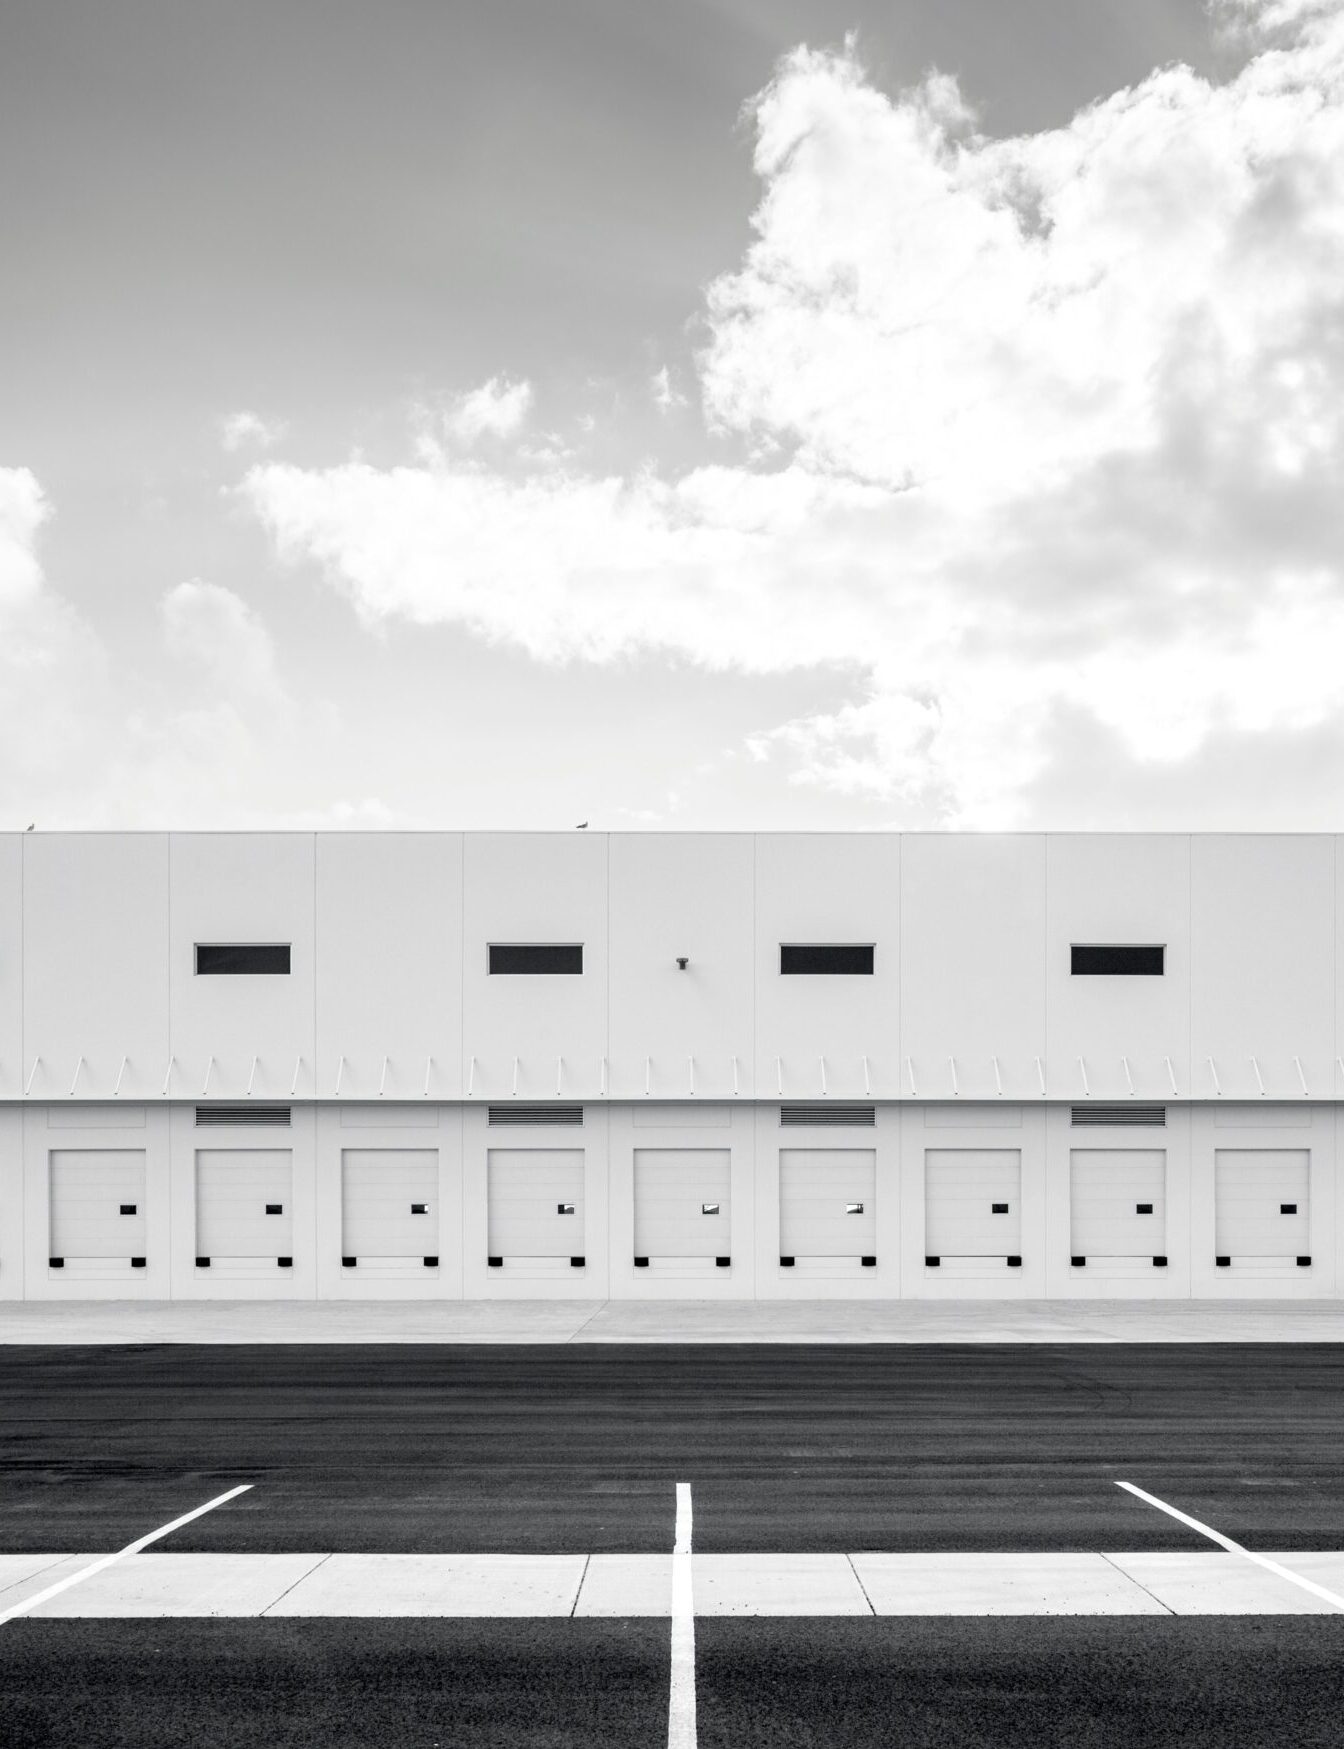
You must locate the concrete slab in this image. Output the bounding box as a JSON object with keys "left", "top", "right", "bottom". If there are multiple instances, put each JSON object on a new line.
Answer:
{"left": 10, "top": 1298, "right": 1344, "bottom": 1344}
{"left": 692, "top": 1554, "right": 872, "bottom": 1616}
{"left": 0, "top": 1553, "right": 79, "bottom": 1598}
{"left": 0, "top": 1554, "right": 100, "bottom": 1609}
{"left": 28, "top": 1553, "right": 328, "bottom": 1618}
{"left": 1109, "top": 1552, "right": 1340, "bottom": 1614}
{"left": 850, "top": 1552, "right": 1170, "bottom": 1615}
{"left": 263, "top": 1553, "right": 589, "bottom": 1617}
{"left": 575, "top": 1554, "right": 673, "bottom": 1616}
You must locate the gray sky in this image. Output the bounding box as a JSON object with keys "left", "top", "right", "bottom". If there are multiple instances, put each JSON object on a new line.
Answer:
{"left": 3, "top": 0, "right": 1340, "bottom": 830}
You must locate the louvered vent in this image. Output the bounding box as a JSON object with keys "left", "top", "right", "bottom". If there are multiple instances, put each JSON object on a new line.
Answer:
{"left": 195, "top": 1105, "right": 292, "bottom": 1127}
{"left": 488, "top": 1104, "right": 584, "bottom": 1126}
{"left": 1071, "top": 1105, "right": 1166, "bottom": 1128}
{"left": 780, "top": 1104, "right": 876, "bottom": 1127}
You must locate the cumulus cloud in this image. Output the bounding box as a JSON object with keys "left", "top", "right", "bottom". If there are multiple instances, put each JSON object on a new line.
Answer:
{"left": 220, "top": 410, "right": 287, "bottom": 452}
{"left": 651, "top": 366, "right": 687, "bottom": 413}
{"left": 242, "top": 0, "right": 1344, "bottom": 824}
{"left": 444, "top": 375, "right": 533, "bottom": 444}
{"left": 162, "top": 579, "right": 280, "bottom": 694}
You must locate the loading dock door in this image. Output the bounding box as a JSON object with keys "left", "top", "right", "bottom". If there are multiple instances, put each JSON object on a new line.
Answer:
{"left": 49, "top": 1150, "right": 147, "bottom": 1260}
{"left": 633, "top": 1149, "right": 731, "bottom": 1259}
{"left": 195, "top": 1150, "right": 294, "bottom": 1259}
{"left": 925, "top": 1150, "right": 1021, "bottom": 1258}
{"left": 1070, "top": 1150, "right": 1166, "bottom": 1258}
{"left": 341, "top": 1149, "right": 438, "bottom": 1259}
{"left": 1215, "top": 1149, "right": 1309, "bottom": 1258}
{"left": 487, "top": 1149, "right": 584, "bottom": 1259}
{"left": 779, "top": 1150, "right": 876, "bottom": 1258}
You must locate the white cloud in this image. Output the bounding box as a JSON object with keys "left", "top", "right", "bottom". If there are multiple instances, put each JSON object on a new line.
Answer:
{"left": 651, "top": 366, "right": 687, "bottom": 413}
{"left": 220, "top": 410, "right": 287, "bottom": 453}
{"left": 162, "top": 579, "right": 279, "bottom": 694}
{"left": 242, "top": 3, "right": 1344, "bottom": 825}
{"left": 0, "top": 467, "right": 50, "bottom": 604}
{"left": 444, "top": 375, "right": 533, "bottom": 444}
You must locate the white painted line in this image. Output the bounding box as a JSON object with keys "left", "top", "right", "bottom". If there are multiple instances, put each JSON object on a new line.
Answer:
{"left": 0, "top": 1484, "right": 253, "bottom": 1628}
{"left": 1116, "top": 1482, "right": 1344, "bottom": 1612}
{"left": 668, "top": 1482, "right": 696, "bottom": 1749}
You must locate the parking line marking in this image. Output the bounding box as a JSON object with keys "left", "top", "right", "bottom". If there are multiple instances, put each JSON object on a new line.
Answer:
{"left": 668, "top": 1482, "right": 696, "bottom": 1749}
{"left": 1116, "top": 1482, "right": 1344, "bottom": 1612}
{"left": 0, "top": 1485, "right": 253, "bottom": 1628}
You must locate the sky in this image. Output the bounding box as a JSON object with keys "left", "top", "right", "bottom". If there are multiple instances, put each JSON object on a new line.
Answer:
{"left": 2, "top": 0, "right": 1342, "bottom": 831}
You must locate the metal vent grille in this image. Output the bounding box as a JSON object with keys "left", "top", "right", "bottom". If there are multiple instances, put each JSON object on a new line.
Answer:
{"left": 488, "top": 1104, "right": 584, "bottom": 1126}
{"left": 1071, "top": 1105, "right": 1166, "bottom": 1127}
{"left": 780, "top": 1104, "right": 876, "bottom": 1127}
{"left": 195, "top": 1105, "right": 292, "bottom": 1127}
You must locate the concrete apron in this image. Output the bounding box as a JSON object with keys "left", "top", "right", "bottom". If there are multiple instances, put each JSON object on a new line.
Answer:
{"left": 4, "top": 1551, "right": 1344, "bottom": 1617}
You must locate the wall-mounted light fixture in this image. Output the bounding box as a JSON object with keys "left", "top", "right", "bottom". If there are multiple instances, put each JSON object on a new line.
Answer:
{"left": 676, "top": 956, "right": 689, "bottom": 970}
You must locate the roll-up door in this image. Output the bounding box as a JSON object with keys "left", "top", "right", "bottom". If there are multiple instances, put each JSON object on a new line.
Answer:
{"left": 49, "top": 1150, "right": 146, "bottom": 1262}
{"left": 195, "top": 1150, "right": 294, "bottom": 1260}
{"left": 779, "top": 1150, "right": 875, "bottom": 1259}
{"left": 633, "top": 1150, "right": 731, "bottom": 1260}
{"left": 1070, "top": 1150, "right": 1166, "bottom": 1258}
{"left": 925, "top": 1150, "right": 1021, "bottom": 1260}
{"left": 341, "top": 1150, "right": 438, "bottom": 1261}
{"left": 1215, "top": 1149, "right": 1309, "bottom": 1259}
{"left": 487, "top": 1149, "right": 584, "bottom": 1260}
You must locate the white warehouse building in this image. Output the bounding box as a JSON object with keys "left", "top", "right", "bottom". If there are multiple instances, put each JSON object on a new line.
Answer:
{"left": 2, "top": 829, "right": 1343, "bottom": 1305}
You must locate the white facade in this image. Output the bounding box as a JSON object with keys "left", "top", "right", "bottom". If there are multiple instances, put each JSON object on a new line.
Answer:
{"left": 2, "top": 830, "right": 1343, "bottom": 1302}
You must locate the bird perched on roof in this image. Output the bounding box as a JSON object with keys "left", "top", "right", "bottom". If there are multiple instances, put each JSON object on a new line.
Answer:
{"left": 25, "top": 823, "right": 34, "bottom": 831}
{"left": 576, "top": 821, "right": 588, "bottom": 829}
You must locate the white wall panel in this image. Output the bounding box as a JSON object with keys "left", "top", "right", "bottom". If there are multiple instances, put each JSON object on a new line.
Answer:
{"left": 755, "top": 834, "right": 900, "bottom": 1101}
{"left": 316, "top": 833, "right": 462, "bottom": 1101}
{"left": 1046, "top": 835, "right": 1190, "bottom": 1102}
{"left": 23, "top": 833, "right": 169, "bottom": 1102}
{"left": 462, "top": 834, "right": 607, "bottom": 1101}
{"left": 170, "top": 834, "right": 316, "bottom": 1102}
{"left": 0, "top": 834, "right": 22, "bottom": 1101}
{"left": 1191, "top": 835, "right": 1334, "bottom": 1102}
{"left": 609, "top": 834, "right": 753, "bottom": 1101}
{"left": 903, "top": 836, "right": 1045, "bottom": 1102}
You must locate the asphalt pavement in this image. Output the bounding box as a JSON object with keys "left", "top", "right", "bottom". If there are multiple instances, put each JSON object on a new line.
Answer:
{"left": 4, "top": 1343, "right": 1344, "bottom": 1554}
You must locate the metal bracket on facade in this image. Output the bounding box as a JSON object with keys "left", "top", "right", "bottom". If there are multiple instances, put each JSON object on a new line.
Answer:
{"left": 466, "top": 1056, "right": 475, "bottom": 1097}
{"left": 732, "top": 1056, "right": 740, "bottom": 1097}
{"left": 907, "top": 1057, "right": 917, "bottom": 1097}
{"left": 1251, "top": 1056, "right": 1265, "bottom": 1097}
{"left": 688, "top": 1056, "right": 695, "bottom": 1097}
{"left": 1036, "top": 1057, "right": 1046, "bottom": 1097}
{"left": 600, "top": 1056, "right": 607, "bottom": 1096}
{"left": 424, "top": 1056, "right": 433, "bottom": 1097}
{"left": 556, "top": 1056, "right": 563, "bottom": 1096}
{"left": 202, "top": 1056, "right": 215, "bottom": 1096}
{"left": 68, "top": 1056, "right": 84, "bottom": 1097}
{"left": 819, "top": 1056, "right": 827, "bottom": 1097}
{"left": 379, "top": 1056, "right": 389, "bottom": 1097}
{"left": 291, "top": 1056, "right": 303, "bottom": 1096}
{"left": 1165, "top": 1057, "right": 1178, "bottom": 1096}
{"left": 247, "top": 1055, "right": 259, "bottom": 1097}
{"left": 1295, "top": 1056, "right": 1308, "bottom": 1097}
{"left": 113, "top": 1056, "right": 128, "bottom": 1097}
{"left": 1122, "top": 1056, "right": 1134, "bottom": 1096}
{"left": 776, "top": 1057, "right": 783, "bottom": 1097}
{"left": 24, "top": 1057, "right": 40, "bottom": 1096}
{"left": 992, "top": 1056, "right": 1002, "bottom": 1096}
{"left": 334, "top": 1056, "right": 345, "bottom": 1096}
{"left": 862, "top": 1056, "right": 870, "bottom": 1096}
{"left": 161, "top": 1056, "right": 175, "bottom": 1097}
{"left": 511, "top": 1057, "right": 520, "bottom": 1097}
{"left": 949, "top": 1057, "right": 959, "bottom": 1097}
{"left": 1078, "top": 1057, "right": 1089, "bottom": 1096}
{"left": 645, "top": 1056, "right": 651, "bottom": 1096}
{"left": 1207, "top": 1056, "right": 1221, "bottom": 1096}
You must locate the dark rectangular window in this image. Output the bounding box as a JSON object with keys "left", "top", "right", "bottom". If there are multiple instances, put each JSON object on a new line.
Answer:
{"left": 488, "top": 943, "right": 583, "bottom": 975}
{"left": 196, "top": 943, "right": 291, "bottom": 976}
{"left": 1070, "top": 943, "right": 1164, "bottom": 976}
{"left": 780, "top": 943, "right": 874, "bottom": 975}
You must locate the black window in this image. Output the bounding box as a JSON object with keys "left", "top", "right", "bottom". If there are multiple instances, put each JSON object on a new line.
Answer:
{"left": 195, "top": 943, "right": 291, "bottom": 975}
{"left": 1070, "top": 943, "right": 1164, "bottom": 976}
{"left": 780, "top": 943, "right": 874, "bottom": 975}
{"left": 488, "top": 943, "right": 583, "bottom": 975}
